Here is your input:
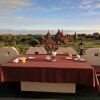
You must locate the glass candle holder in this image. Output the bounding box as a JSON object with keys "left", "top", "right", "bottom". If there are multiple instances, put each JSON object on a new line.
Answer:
{"left": 69, "top": 54, "right": 72, "bottom": 58}
{"left": 22, "top": 57, "right": 26, "bottom": 63}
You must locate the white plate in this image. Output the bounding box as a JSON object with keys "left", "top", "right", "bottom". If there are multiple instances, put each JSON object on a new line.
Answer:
{"left": 28, "top": 57, "right": 35, "bottom": 59}
{"left": 45, "top": 58, "right": 51, "bottom": 60}
{"left": 65, "top": 57, "right": 73, "bottom": 60}
{"left": 74, "top": 58, "right": 86, "bottom": 62}
{"left": 18, "top": 57, "right": 27, "bottom": 60}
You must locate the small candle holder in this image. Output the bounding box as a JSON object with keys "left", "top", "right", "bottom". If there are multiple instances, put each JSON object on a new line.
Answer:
{"left": 22, "top": 57, "right": 27, "bottom": 63}
{"left": 69, "top": 54, "right": 72, "bottom": 58}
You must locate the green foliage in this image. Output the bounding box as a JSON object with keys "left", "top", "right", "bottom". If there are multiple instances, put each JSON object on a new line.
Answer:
{"left": 93, "top": 32, "right": 100, "bottom": 39}
{"left": 29, "top": 37, "right": 40, "bottom": 47}
{"left": 0, "top": 34, "right": 100, "bottom": 54}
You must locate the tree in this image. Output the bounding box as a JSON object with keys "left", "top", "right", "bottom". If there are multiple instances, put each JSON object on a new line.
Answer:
{"left": 34, "top": 35, "right": 45, "bottom": 44}
{"left": 16, "top": 35, "right": 22, "bottom": 43}
{"left": 81, "top": 33, "right": 86, "bottom": 39}
{"left": 21, "top": 38, "right": 28, "bottom": 42}
{"left": 93, "top": 32, "right": 100, "bottom": 39}
{"left": 29, "top": 37, "right": 40, "bottom": 47}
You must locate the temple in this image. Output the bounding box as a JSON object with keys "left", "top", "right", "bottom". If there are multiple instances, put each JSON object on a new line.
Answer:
{"left": 44, "top": 30, "right": 57, "bottom": 50}
{"left": 55, "top": 29, "right": 69, "bottom": 45}
{"left": 44, "top": 29, "right": 69, "bottom": 50}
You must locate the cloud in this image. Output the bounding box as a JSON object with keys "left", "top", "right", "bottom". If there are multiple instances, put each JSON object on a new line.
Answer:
{"left": 80, "top": 0, "right": 93, "bottom": 9}
{"left": 82, "top": 11, "right": 100, "bottom": 16}
{"left": 0, "top": 0, "right": 32, "bottom": 9}
{"left": 0, "top": 16, "right": 75, "bottom": 29}
{"left": 0, "top": 12, "right": 9, "bottom": 16}
{"left": 0, "top": 16, "right": 72, "bottom": 25}
{"left": 0, "top": 15, "right": 100, "bottom": 28}
{"left": 30, "top": 0, "right": 69, "bottom": 12}
{"left": 0, "top": 0, "right": 32, "bottom": 16}
{"left": 31, "top": 6, "right": 63, "bottom": 12}
{"left": 80, "top": 0, "right": 100, "bottom": 9}
{"left": 79, "top": 0, "right": 100, "bottom": 16}
{"left": 95, "top": 3, "right": 100, "bottom": 8}
{"left": 0, "top": 0, "right": 65, "bottom": 12}
{"left": 0, "top": 0, "right": 69, "bottom": 16}
{"left": 0, "top": 0, "right": 78, "bottom": 17}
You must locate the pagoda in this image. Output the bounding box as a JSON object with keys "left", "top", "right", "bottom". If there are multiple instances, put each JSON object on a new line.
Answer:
{"left": 44, "top": 31, "right": 57, "bottom": 50}
{"left": 55, "top": 29, "right": 69, "bottom": 44}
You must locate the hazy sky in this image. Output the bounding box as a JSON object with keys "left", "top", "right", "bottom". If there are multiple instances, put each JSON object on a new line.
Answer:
{"left": 0, "top": 0, "right": 100, "bottom": 30}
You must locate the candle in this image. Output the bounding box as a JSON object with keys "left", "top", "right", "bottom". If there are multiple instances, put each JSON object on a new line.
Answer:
{"left": 22, "top": 57, "right": 26, "bottom": 63}
{"left": 69, "top": 54, "right": 72, "bottom": 58}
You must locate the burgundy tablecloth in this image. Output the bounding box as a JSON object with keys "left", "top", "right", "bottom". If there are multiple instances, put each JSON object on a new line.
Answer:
{"left": 0, "top": 54, "right": 95, "bottom": 87}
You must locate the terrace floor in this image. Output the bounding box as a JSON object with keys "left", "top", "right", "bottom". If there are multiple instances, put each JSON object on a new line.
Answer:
{"left": 0, "top": 82, "right": 100, "bottom": 100}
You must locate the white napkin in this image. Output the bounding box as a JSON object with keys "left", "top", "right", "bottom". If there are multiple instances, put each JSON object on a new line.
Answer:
{"left": 12, "top": 58, "right": 19, "bottom": 63}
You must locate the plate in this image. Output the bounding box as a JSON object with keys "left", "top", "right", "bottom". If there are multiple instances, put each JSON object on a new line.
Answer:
{"left": 28, "top": 57, "right": 35, "bottom": 59}
{"left": 45, "top": 58, "right": 51, "bottom": 61}
{"left": 18, "top": 57, "right": 27, "bottom": 60}
{"left": 74, "top": 58, "right": 86, "bottom": 62}
{"left": 65, "top": 57, "right": 73, "bottom": 60}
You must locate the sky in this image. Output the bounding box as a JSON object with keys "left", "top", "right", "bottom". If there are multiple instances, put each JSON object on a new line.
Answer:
{"left": 0, "top": 0, "right": 100, "bottom": 30}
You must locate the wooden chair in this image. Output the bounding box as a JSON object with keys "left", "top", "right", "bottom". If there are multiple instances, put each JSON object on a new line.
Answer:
{"left": 93, "top": 65, "right": 100, "bottom": 87}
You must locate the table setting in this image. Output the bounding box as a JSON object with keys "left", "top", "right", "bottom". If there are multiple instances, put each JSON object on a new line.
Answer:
{"left": 65, "top": 53, "right": 86, "bottom": 62}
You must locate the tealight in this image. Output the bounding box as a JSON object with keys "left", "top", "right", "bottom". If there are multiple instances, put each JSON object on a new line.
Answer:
{"left": 69, "top": 54, "right": 72, "bottom": 58}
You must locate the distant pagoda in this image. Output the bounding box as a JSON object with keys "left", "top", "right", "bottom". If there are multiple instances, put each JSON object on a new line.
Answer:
{"left": 55, "top": 29, "right": 69, "bottom": 45}
{"left": 44, "top": 30, "right": 57, "bottom": 50}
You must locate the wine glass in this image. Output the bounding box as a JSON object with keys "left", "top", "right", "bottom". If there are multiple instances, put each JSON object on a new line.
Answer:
{"left": 52, "top": 51, "right": 57, "bottom": 61}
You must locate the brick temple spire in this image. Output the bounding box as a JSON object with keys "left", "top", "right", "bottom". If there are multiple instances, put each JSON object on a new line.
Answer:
{"left": 44, "top": 30, "right": 58, "bottom": 50}
{"left": 55, "top": 29, "right": 69, "bottom": 45}
{"left": 57, "top": 29, "right": 61, "bottom": 35}
{"left": 46, "top": 30, "right": 51, "bottom": 39}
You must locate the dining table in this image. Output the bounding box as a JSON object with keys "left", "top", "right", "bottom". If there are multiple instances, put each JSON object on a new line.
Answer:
{"left": 0, "top": 54, "right": 98, "bottom": 93}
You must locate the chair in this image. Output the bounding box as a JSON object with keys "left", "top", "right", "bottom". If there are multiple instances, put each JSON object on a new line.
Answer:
{"left": 94, "top": 66, "right": 100, "bottom": 83}
{"left": 82, "top": 48, "right": 100, "bottom": 86}
{"left": 26, "top": 47, "right": 47, "bottom": 54}
{"left": 56, "top": 47, "right": 77, "bottom": 54}
{"left": 82, "top": 48, "right": 100, "bottom": 66}
{"left": 0, "top": 47, "right": 19, "bottom": 64}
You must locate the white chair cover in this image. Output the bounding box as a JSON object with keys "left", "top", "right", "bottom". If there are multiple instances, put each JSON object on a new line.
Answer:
{"left": 0, "top": 47, "right": 19, "bottom": 64}
{"left": 26, "top": 47, "right": 47, "bottom": 54}
{"left": 82, "top": 48, "right": 100, "bottom": 66}
{"left": 56, "top": 47, "right": 77, "bottom": 54}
